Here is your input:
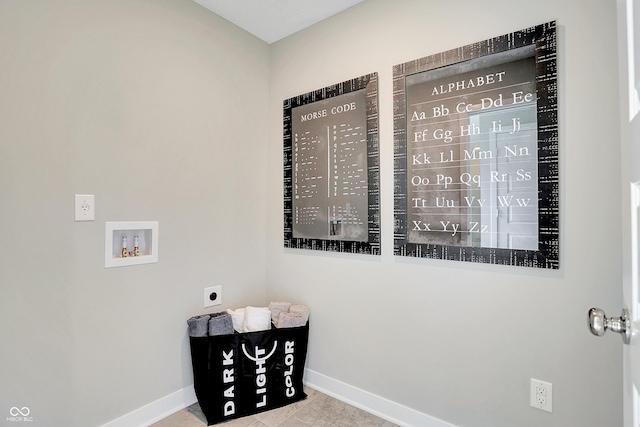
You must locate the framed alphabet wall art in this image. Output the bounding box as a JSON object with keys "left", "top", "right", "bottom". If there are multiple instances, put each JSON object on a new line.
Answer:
{"left": 393, "top": 22, "right": 559, "bottom": 268}
{"left": 283, "top": 73, "right": 380, "bottom": 254}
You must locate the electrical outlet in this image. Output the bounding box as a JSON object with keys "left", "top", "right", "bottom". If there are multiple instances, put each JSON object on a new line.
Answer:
{"left": 530, "top": 378, "right": 553, "bottom": 413}
{"left": 204, "top": 286, "right": 222, "bottom": 308}
{"left": 74, "top": 194, "right": 95, "bottom": 221}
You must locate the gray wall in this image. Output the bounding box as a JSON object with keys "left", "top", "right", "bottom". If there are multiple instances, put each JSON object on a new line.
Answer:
{"left": 0, "top": 0, "right": 624, "bottom": 426}
{"left": 267, "top": 1, "right": 623, "bottom": 427}
{"left": 0, "top": 1, "right": 269, "bottom": 426}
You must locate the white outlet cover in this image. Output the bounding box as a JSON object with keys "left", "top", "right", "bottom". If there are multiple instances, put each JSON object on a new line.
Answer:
{"left": 204, "top": 286, "right": 222, "bottom": 308}
{"left": 75, "top": 194, "right": 95, "bottom": 221}
{"left": 530, "top": 378, "right": 553, "bottom": 413}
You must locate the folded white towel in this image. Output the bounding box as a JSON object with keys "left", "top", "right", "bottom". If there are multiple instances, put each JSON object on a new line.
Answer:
{"left": 277, "top": 311, "right": 307, "bottom": 328}
{"left": 269, "top": 301, "right": 292, "bottom": 326}
{"left": 289, "top": 304, "right": 310, "bottom": 324}
{"left": 243, "top": 306, "right": 272, "bottom": 332}
{"left": 226, "top": 308, "right": 245, "bottom": 333}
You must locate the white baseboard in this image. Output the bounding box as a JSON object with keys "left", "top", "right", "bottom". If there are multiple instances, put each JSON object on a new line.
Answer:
{"left": 100, "top": 370, "right": 456, "bottom": 427}
{"left": 100, "top": 386, "right": 197, "bottom": 427}
{"left": 304, "top": 369, "right": 458, "bottom": 427}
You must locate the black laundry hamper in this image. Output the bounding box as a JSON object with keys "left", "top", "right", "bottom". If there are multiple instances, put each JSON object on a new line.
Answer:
{"left": 189, "top": 322, "right": 309, "bottom": 425}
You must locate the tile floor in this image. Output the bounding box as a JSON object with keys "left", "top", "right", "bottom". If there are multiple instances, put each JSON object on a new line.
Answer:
{"left": 151, "top": 386, "right": 399, "bottom": 427}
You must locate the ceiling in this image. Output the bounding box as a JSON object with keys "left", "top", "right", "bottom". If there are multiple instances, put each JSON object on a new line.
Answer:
{"left": 191, "top": 0, "right": 366, "bottom": 44}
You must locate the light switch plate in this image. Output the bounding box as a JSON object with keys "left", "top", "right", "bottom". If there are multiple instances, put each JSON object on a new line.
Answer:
{"left": 75, "top": 194, "right": 95, "bottom": 221}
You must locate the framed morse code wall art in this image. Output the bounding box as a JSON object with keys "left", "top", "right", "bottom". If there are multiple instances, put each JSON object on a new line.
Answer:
{"left": 283, "top": 73, "right": 380, "bottom": 254}
{"left": 393, "top": 22, "right": 559, "bottom": 268}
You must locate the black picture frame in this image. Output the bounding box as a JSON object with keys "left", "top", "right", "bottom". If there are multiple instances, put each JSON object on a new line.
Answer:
{"left": 284, "top": 73, "right": 380, "bottom": 254}
{"left": 393, "top": 22, "right": 559, "bottom": 268}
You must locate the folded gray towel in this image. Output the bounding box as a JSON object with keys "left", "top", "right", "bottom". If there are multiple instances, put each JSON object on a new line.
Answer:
{"left": 187, "top": 314, "right": 211, "bottom": 337}
{"left": 208, "top": 311, "right": 234, "bottom": 336}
